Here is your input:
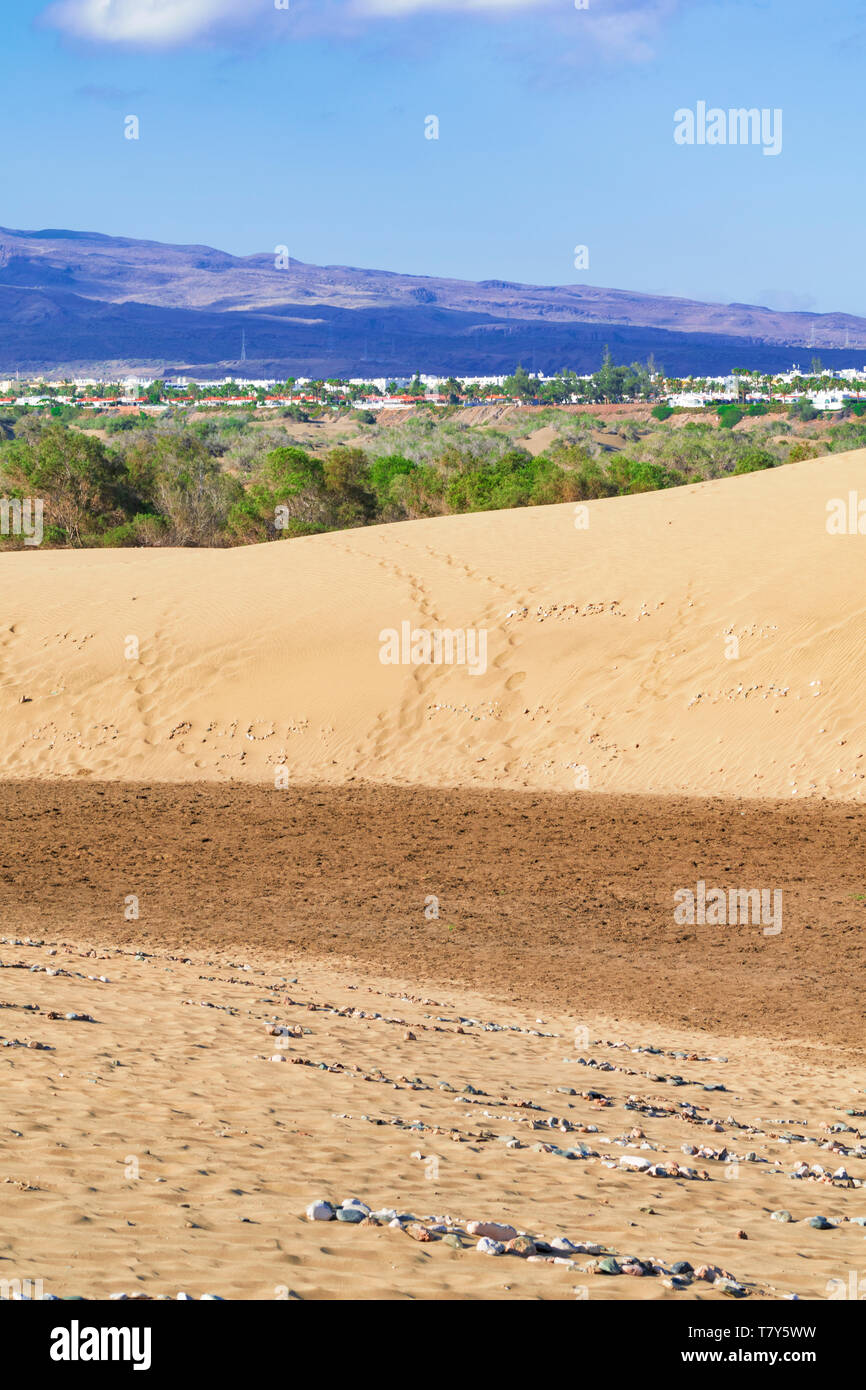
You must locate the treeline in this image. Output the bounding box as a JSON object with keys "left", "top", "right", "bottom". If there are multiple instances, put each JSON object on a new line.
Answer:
{"left": 501, "top": 353, "right": 660, "bottom": 404}
{"left": 0, "top": 411, "right": 862, "bottom": 549}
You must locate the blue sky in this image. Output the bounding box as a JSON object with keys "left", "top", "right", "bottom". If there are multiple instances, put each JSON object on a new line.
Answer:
{"left": 3, "top": 0, "right": 864, "bottom": 313}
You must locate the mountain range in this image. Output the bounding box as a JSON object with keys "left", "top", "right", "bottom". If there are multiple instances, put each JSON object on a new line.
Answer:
{"left": 1, "top": 226, "right": 863, "bottom": 379}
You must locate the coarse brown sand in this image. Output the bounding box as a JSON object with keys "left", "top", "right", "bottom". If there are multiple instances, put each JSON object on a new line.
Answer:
{"left": 0, "top": 782, "right": 864, "bottom": 1054}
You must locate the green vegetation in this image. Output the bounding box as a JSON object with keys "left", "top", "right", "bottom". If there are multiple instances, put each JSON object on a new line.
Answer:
{"left": 2, "top": 396, "right": 857, "bottom": 549}
{"left": 789, "top": 398, "right": 820, "bottom": 423}
{"left": 503, "top": 349, "right": 659, "bottom": 405}
{"left": 1, "top": 348, "right": 863, "bottom": 549}
{"left": 732, "top": 448, "right": 777, "bottom": 474}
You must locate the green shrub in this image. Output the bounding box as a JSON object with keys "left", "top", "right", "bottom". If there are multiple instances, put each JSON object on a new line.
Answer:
{"left": 733, "top": 449, "right": 776, "bottom": 474}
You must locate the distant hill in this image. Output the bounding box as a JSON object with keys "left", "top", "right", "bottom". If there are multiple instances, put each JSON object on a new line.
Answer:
{"left": 0, "top": 226, "right": 863, "bottom": 378}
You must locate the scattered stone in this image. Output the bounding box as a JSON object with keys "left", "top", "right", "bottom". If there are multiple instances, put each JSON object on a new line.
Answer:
{"left": 476, "top": 1237, "right": 506, "bottom": 1256}
{"left": 341, "top": 1198, "right": 371, "bottom": 1216}
{"left": 405, "top": 1222, "right": 436, "bottom": 1242}
{"left": 506, "top": 1235, "right": 537, "bottom": 1257}
{"left": 306, "top": 1200, "right": 335, "bottom": 1222}
{"left": 620, "top": 1155, "right": 653, "bottom": 1172}
{"left": 336, "top": 1207, "right": 366, "bottom": 1223}
{"left": 467, "top": 1221, "right": 518, "bottom": 1242}
{"left": 718, "top": 1279, "right": 749, "bottom": 1298}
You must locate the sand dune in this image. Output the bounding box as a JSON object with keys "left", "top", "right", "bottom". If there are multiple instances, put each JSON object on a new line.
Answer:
{"left": 1, "top": 450, "right": 865, "bottom": 796}
{"left": 3, "top": 455, "right": 865, "bottom": 1304}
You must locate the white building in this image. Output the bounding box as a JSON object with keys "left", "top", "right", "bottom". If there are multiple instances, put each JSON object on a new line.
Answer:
{"left": 808, "top": 390, "right": 848, "bottom": 411}
{"left": 666, "top": 391, "right": 713, "bottom": 408}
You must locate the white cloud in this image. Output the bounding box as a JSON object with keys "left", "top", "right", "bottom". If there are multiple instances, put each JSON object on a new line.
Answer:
{"left": 579, "top": 2, "right": 680, "bottom": 62}
{"left": 42, "top": 0, "right": 680, "bottom": 55}
{"left": 357, "top": 0, "right": 554, "bottom": 12}
{"left": 44, "top": 0, "right": 242, "bottom": 45}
